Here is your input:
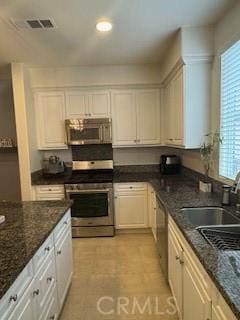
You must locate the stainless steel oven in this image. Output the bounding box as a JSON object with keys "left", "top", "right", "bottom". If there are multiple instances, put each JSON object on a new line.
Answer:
{"left": 65, "top": 182, "right": 114, "bottom": 237}
{"left": 65, "top": 118, "right": 112, "bottom": 145}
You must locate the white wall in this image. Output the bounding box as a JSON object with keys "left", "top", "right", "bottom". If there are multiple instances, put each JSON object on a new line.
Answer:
{"left": 0, "top": 75, "right": 21, "bottom": 200}
{"left": 113, "top": 147, "right": 180, "bottom": 166}
{"left": 28, "top": 64, "right": 162, "bottom": 89}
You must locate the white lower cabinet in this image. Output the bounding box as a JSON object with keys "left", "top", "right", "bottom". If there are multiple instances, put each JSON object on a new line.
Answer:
{"left": 0, "top": 210, "right": 72, "bottom": 320}
{"left": 55, "top": 228, "right": 73, "bottom": 308}
{"left": 33, "top": 185, "right": 65, "bottom": 201}
{"left": 8, "top": 280, "right": 37, "bottom": 320}
{"left": 114, "top": 183, "right": 148, "bottom": 229}
{"left": 168, "top": 215, "right": 237, "bottom": 320}
{"left": 168, "top": 224, "right": 183, "bottom": 319}
{"left": 183, "top": 251, "right": 211, "bottom": 320}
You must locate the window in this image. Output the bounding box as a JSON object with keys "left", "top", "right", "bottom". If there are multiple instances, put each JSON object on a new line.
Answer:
{"left": 219, "top": 40, "right": 240, "bottom": 180}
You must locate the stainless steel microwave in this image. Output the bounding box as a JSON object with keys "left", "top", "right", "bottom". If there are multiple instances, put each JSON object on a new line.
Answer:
{"left": 65, "top": 118, "right": 112, "bottom": 145}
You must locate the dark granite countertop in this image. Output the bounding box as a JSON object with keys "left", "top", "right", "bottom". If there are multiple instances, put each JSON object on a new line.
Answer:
{"left": 0, "top": 200, "right": 72, "bottom": 300}
{"left": 31, "top": 166, "right": 240, "bottom": 318}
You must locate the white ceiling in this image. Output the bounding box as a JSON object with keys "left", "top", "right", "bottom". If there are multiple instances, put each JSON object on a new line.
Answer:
{"left": 0, "top": 0, "right": 236, "bottom": 66}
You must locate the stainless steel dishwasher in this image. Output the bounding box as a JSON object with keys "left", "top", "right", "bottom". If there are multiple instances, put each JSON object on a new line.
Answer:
{"left": 156, "top": 196, "right": 168, "bottom": 280}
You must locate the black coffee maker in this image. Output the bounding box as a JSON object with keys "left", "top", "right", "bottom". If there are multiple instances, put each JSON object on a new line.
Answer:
{"left": 160, "top": 155, "right": 181, "bottom": 175}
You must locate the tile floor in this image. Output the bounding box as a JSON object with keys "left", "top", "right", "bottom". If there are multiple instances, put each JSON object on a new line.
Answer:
{"left": 60, "top": 233, "right": 178, "bottom": 320}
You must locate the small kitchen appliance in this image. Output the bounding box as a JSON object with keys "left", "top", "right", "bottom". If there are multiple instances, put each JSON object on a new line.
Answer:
{"left": 160, "top": 155, "right": 181, "bottom": 175}
{"left": 42, "top": 155, "right": 65, "bottom": 175}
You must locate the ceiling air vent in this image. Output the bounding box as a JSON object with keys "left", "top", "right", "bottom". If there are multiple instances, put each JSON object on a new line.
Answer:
{"left": 27, "top": 20, "right": 42, "bottom": 28}
{"left": 11, "top": 18, "right": 56, "bottom": 29}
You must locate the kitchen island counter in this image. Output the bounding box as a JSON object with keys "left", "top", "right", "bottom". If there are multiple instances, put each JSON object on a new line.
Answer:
{"left": 0, "top": 200, "right": 72, "bottom": 300}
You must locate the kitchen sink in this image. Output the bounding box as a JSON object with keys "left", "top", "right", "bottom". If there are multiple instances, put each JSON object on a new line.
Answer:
{"left": 197, "top": 225, "right": 240, "bottom": 250}
{"left": 180, "top": 207, "right": 240, "bottom": 227}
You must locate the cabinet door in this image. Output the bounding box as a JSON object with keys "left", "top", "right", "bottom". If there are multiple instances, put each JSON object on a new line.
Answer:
{"left": 65, "top": 90, "right": 89, "bottom": 118}
{"left": 35, "top": 91, "right": 67, "bottom": 150}
{"left": 115, "top": 191, "right": 148, "bottom": 229}
{"left": 183, "top": 252, "right": 211, "bottom": 320}
{"left": 8, "top": 280, "right": 37, "bottom": 320}
{"left": 111, "top": 91, "right": 137, "bottom": 146}
{"left": 89, "top": 91, "right": 110, "bottom": 118}
{"left": 212, "top": 305, "right": 228, "bottom": 320}
{"left": 55, "top": 228, "right": 73, "bottom": 309}
{"left": 136, "top": 90, "right": 161, "bottom": 145}
{"left": 172, "top": 69, "right": 184, "bottom": 145}
{"left": 164, "top": 82, "right": 174, "bottom": 144}
{"left": 35, "top": 249, "right": 57, "bottom": 319}
{"left": 168, "top": 225, "right": 183, "bottom": 319}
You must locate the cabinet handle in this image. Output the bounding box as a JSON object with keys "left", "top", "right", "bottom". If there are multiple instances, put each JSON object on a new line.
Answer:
{"left": 48, "top": 189, "right": 52, "bottom": 191}
{"left": 57, "top": 250, "right": 62, "bottom": 255}
{"left": 114, "top": 196, "right": 118, "bottom": 199}
{"left": 175, "top": 256, "right": 180, "bottom": 260}
{"left": 33, "top": 289, "right": 40, "bottom": 296}
{"left": 89, "top": 113, "right": 92, "bottom": 116}
{"left": 9, "top": 294, "right": 18, "bottom": 302}
{"left": 64, "top": 221, "right": 68, "bottom": 225}
{"left": 49, "top": 315, "right": 56, "bottom": 320}
{"left": 47, "top": 277, "right": 53, "bottom": 283}
{"left": 45, "top": 246, "right": 50, "bottom": 252}
{"left": 179, "top": 259, "right": 184, "bottom": 265}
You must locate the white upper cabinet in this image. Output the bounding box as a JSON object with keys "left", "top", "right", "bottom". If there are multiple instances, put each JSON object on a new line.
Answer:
{"left": 65, "top": 90, "right": 110, "bottom": 119}
{"left": 111, "top": 91, "right": 137, "bottom": 145}
{"left": 35, "top": 91, "right": 67, "bottom": 150}
{"left": 136, "top": 90, "right": 161, "bottom": 145}
{"left": 89, "top": 91, "right": 110, "bottom": 118}
{"left": 163, "top": 63, "right": 211, "bottom": 149}
{"left": 65, "top": 91, "right": 88, "bottom": 118}
{"left": 111, "top": 89, "right": 161, "bottom": 147}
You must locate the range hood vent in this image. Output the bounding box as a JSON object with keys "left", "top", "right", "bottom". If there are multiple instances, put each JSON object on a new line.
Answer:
{"left": 11, "top": 19, "right": 56, "bottom": 29}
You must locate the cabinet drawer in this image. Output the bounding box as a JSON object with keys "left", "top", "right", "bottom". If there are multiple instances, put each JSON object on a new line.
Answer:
{"left": 36, "top": 195, "right": 65, "bottom": 201}
{"left": 36, "top": 248, "right": 57, "bottom": 318}
{"left": 53, "top": 210, "right": 71, "bottom": 242}
{"left": 35, "top": 185, "right": 64, "bottom": 194}
{"left": 114, "top": 183, "right": 147, "bottom": 192}
{"left": 39, "top": 284, "right": 58, "bottom": 320}
{"left": 0, "top": 261, "right": 33, "bottom": 319}
{"left": 33, "top": 234, "right": 54, "bottom": 273}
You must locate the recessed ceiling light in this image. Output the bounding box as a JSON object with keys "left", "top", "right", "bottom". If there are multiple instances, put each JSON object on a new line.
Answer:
{"left": 96, "top": 21, "right": 112, "bottom": 32}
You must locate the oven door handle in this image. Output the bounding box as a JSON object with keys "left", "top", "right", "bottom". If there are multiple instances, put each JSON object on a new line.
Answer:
{"left": 65, "top": 189, "right": 110, "bottom": 194}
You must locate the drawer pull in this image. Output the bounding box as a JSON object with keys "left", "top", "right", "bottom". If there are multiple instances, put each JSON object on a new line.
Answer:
{"left": 64, "top": 221, "right": 68, "bottom": 225}
{"left": 175, "top": 256, "right": 180, "bottom": 260}
{"left": 47, "top": 277, "right": 53, "bottom": 283}
{"left": 179, "top": 259, "right": 184, "bottom": 265}
{"left": 57, "top": 250, "right": 62, "bottom": 255}
{"left": 9, "top": 294, "right": 18, "bottom": 302}
{"left": 33, "top": 289, "right": 40, "bottom": 296}
{"left": 45, "top": 246, "right": 50, "bottom": 252}
{"left": 50, "top": 315, "right": 56, "bottom": 320}
{"left": 48, "top": 189, "right": 52, "bottom": 191}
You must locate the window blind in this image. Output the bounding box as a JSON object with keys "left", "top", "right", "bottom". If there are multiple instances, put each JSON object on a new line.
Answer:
{"left": 219, "top": 40, "right": 240, "bottom": 180}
